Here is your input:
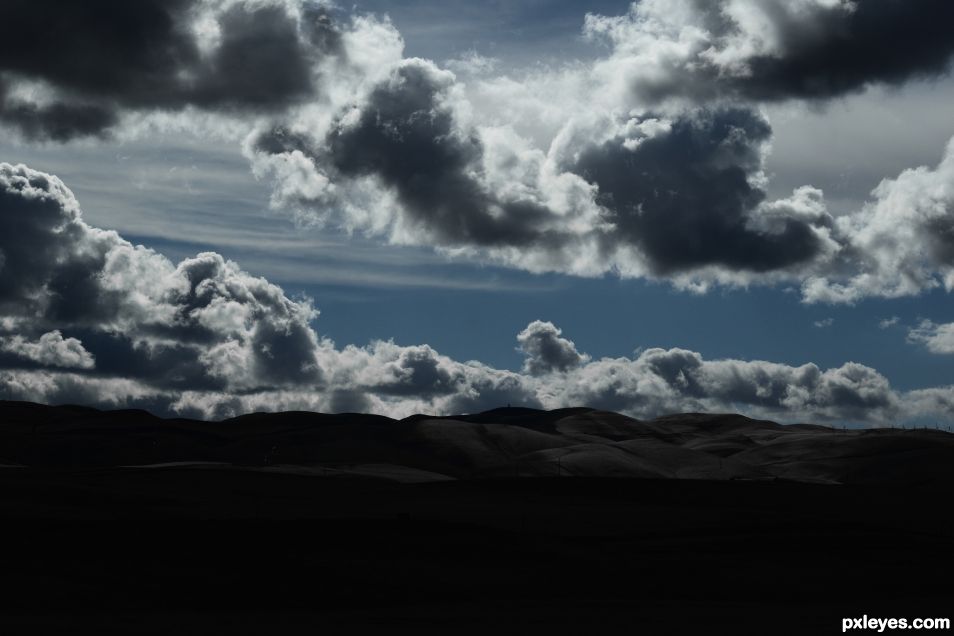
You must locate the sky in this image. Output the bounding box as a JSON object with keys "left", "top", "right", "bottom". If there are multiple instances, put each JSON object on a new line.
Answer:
{"left": 1, "top": 0, "right": 954, "bottom": 426}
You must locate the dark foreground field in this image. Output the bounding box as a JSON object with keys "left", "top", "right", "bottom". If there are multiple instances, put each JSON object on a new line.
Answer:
{"left": 1, "top": 401, "right": 952, "bottom": 634}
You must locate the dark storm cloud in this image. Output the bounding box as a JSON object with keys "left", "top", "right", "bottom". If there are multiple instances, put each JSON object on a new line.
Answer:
{"left": 594, "top": 0, "right": 954, "bottom": 105}
{"left": 326, "top": 60, "right": 557, "bottom": 248}
{"left": 738, "top": 0, "right": 954, "bottom": 101}
{"left": 0, "top": 0, "right": 199, "bottom": 101}
{"left": 257, "top": 64, "right": 831, "bottom": 280}
{"left": 187, "top": 3, "right": 322, "bottom": 110}
{"left": 0, "top": 0, "right": 341, "bottom": 140}
{"left": 58, "top": 329, "right": 226, "bottom": 391}
{"left": 576, "top": 108, "right": 827, "bottom": 274}
{"left": 236, "top": 0, "right": 949, "bottom": 299}
{"left": 0, "top": 81, "right": 118, "bottom": 141}
{"left": 1, "top": 0, "right": 949, "bottom": 301}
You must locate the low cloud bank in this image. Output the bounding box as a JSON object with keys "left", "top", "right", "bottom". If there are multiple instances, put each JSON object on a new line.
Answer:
{"left": 1, "top": 162, "right": 953, "bottom": 425}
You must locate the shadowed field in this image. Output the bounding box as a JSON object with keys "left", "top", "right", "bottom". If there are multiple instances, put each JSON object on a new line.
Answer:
{"left": 1, "top": 401, "right": 951, "bottom": 634}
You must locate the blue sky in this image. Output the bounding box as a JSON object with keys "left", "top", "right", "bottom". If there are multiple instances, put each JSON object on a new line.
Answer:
{"left": 2, "top": 0, "right": 954, "bottom": 423}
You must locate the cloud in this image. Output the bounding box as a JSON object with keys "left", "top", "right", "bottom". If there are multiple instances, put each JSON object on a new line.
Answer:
{"left": 517, "top": 320, "right": 589, "bottom": 376}
{"left": 326, "top": 60, "right": 549, "bottom": 248}
{"left": 0, "top": 330, "right": 95, "bottom": 369}
{"left": 0, "top": 85, "right": 117, "bottom": 142}
{"left": 585, "top": 0, "right": 954, "bottom": 104}
{"left": 901, "top": 385, "right": 954, "bottom": 425}
{"left": 908, "top": 320, "right": 954, "bottom": 355}
{"left": 247, "top": 4, "right": 954, "bottom": 303}
{"left": 0, "top": 368, "right": 168, "bottom": 413}
{"left": 879, "top": 316, "right": 900, "bottom": 329}
{"left": 0, "top": 161, "right": 121, "bottom": 323}
{"left": 250, "top": 56, "right": 605, "bottom": 270}
{"left": 1, "top": 163, "right": 934, "bottom": 424}
{"left": 444, "top": 51, "right": 500, "bottom": 76}
{"left": 321, "top": 339, "right": 542, "bottom": 418}
{"left": 573, "top": 108, "right": 834, "bottom": 276}
{"left": 802, "top": 137, "right": 954, "bottom": 303}
{"left": 244, "top": 6, "right": 910, "bottom": 297}
{"left": 251, "top": 61, "right": 839, "bottom": 286}
{"left": 0, "top": 162, "right": 543, "bottom": 418}
{"left": 5, "top": 6, "right": 954, "bottom": 424}
{"left": 537, "top": 347, "right": 899, "bottom": 424}
{"left": 0, "top": 162, "right": 323, "bottom": 394}
{"left": 813, "top": 318, "right": 834, "bottom": 328}
{"left": 2, "top": 1, "right": 954, "bottom": 305}
{"left": 0, "top": 0, "right": 343, "bottom": 140}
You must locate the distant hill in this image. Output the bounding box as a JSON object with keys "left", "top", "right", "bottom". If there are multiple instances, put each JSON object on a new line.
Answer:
{"left": 3, "top": 400, "right": 952, "bottom": 485}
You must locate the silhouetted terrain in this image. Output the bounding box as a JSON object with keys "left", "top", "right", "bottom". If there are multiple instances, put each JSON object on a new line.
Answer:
{"left": 1, "top": 401, "right": 952, "bottom": 634}
{"left": 3, "top": 401, "right": 953, "bottom": 484}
